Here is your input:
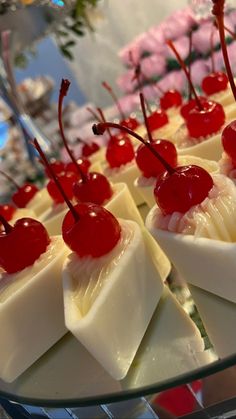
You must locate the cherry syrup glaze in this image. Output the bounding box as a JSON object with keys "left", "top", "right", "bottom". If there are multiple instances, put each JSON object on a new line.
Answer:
{"left": 0, "top": 170, "right": 39, "bottom": 208}
{"left": 34, "top": 139, "right": 121, "bottom": 258}
{"left": 102, "top": 81, "right": 139, "bottom": 130}
{"left": 201, "top": 24, "right": 228, "bottom": 96}
{"left": 167, "top": 39, "right": 225, "bottom": 139}
{"left": 135, "top": 93, "right": 178, "bottom": 178}
{"left": 212, "top": 0, "right": 236, "bottom": 166}
{"left": 0, "top": 214, "right": 50, "bottom": 274}
{"left": 93, "top": 93, "right": 214, "bottom": 215}
{"left": 97, "top": 107, "right": 135, "bottom": 169}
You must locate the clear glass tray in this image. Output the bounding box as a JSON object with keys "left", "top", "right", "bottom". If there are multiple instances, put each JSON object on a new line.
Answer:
{"left": 1, "top": 275, "right": 236, "bottom": 408}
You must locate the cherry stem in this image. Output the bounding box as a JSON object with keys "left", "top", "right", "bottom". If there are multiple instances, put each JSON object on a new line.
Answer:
{"left": 92, "top": 122, "right": 175, "bottom": 175}
{"left": 188, "top": 31, "right": 193, "bottom": 100}
{"left": 223, "top": 24, "right": 236, "bottom": 41}
{"left": 96, "top": 107, "right": 113, "bottom": 139}
{"left": 58, "top": 79, "right": 87, "bottom": 183}
{"left": 0, "top": 170, "right": 20, "bottom": 189}
{"left": 0, "top": 214, "right": 12, "bottom": 234}
{"left": 210, "top": 24, "right": 216, "bottom": 73}
{"left": 139, "top": 93, "right": 153, "bottom": 143}
{"left": 213, "top": 8, "right": 236, "bottom": 102}
{"left": 129, "top": 51, "right": 153, "bottom": 114}
{"left": 33, "top": 139, "right": 79, "bottom": 222}
{"left": 102, "top": 81, "right": 126, "bottom": 120}
{"left": 167, "top": 39, "right": 203, "bottom": 110}
{"left": 86, "top": 107, "right": 102, "bottom": 122}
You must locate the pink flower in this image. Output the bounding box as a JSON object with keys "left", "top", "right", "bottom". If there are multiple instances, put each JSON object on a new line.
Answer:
{"left": 142, "top": 85, "right": 159, "bottom": 102}
{"left": 117, "top": 93, "right": 140, "bottom": 114}
{"left": 116, "top": 69, "right": 139, "bottom": 93}
{"left": 166, "top": 36, "right": 192, "bottom": 61}
{"left": 141, "top": 54, "right": 166, "bottom": 79}
{"left": 190, "top": 59, "right": 210, "bottom": 86}
{"left": 157, "top": 70, "right": 186, "bottom": 93}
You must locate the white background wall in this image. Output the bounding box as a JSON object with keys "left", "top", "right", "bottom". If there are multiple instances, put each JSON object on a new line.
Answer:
{"left": 68, "top": 0, "right": 189, "bottom": 105}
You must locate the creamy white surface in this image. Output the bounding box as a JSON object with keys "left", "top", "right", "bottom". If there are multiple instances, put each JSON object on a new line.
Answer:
{"left": 0, "top": 237, "right": 64, "bottom": 303}
{"left": 154, "top": 174, "right": 236, "bottom": 241}
{"left": 219, "top": 151, "right": 236, "bottom": 182}
{"left": 67, "top": 223, "right": 134, "bottom": 316}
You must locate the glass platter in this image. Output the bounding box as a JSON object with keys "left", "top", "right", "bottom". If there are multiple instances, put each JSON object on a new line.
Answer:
{"left": 0, "top": 204, "right": 235, "bottom": 408}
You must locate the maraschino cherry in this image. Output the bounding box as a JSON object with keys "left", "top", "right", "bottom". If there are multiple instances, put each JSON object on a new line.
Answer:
{"left": 201, "top": 24, "right": 228, "bottom": 96}
{"left": 0, "top": 214, "right": 50, "bottom": 274}
{"left": 44, "top": 158, "right": 65, "bottom": 178}
{"left": 97, "top": 107, "right": 135, "bottom": 168}
{"left": 34, "top": 139, "right": 121, "bottom": 258}
{"left": 135, "top": 93, "right": 178, "bottom": 178}
{"left": 160, "top": 90, "right": 182, "bottom": 111}
{"left": 0, "top": 170, "right": 39, "bottom": 208}
{"left": 0, "top": 204, "right": 16, "bottom": 222}
{"left": 47, "top": 172, "right": 78, "bottom": 204}
{"left": 102, "top": 81, "right": 139, "bottom": 130}
{"left": 66, "top": 156, "right": 91, "bottom": 176}
{"left": 167, "top": 39, "right": 225, "bottom": 139}
{"left": 93, "top": 93, "right": 214, "bottom": 215}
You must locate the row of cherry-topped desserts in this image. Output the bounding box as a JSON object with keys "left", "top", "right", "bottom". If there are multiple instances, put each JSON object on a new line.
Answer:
{"left": 94, "top": 0, "right": 236, "bottom": 361}
{"left": 0, "top": 136, "right": 212, "bottom": 384}
{"left": 92, "top": 0, "right": 236, "bottom": 359}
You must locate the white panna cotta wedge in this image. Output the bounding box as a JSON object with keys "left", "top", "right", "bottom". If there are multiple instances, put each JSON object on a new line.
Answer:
{"left": 134, "top": 155, "right": 219, "bottom": 209}
{"left": 146, "top": 174, "right": 236, "bottom": 357}
{"left": 122, "top": 286, "right": 217, "bottom": 388}
{"left": 62, "top": 219, "right": 164, "bottom": 380}
{"left": 102, "top": 161, "right": 143, "bottom": 206}
{"left": 26, "top": 187, "right": 52, "bottom": 217}
{"left": 0, "top": 236, "right": 69, "bottom": 383}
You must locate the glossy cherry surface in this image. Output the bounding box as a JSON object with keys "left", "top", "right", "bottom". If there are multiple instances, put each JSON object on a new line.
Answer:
{"left": 147, "top": 109, "right": 168, "bottom": 133}
{"left": 82, "top": 142, "right": 100, "bottom": 157}
{"left": 201, "top": 71, "right": 228, "bottom": 95}
{"left": 160, "top": 90, "right": 182, "bottom": 111}
{"left": 186, "top": 100, "right": 225, "bottom": 139}
{"left": 45, "top": 159, "right": 65, "bottom": 178}
{"left": 62, "top": 202, "right": 121, "bottom": 258}
{"left": 73, "top": 172, "right": 113, "bottom": 205}
{"left": 0, "top": 217, "right": 50, "bottom": 274}
{"left": 47, "top": 172, "right": 77, "bottom": 204}
{"left": 12, "top": 184, "right": 39, "bottom": 208}
{"left": 120, "top": 116, "right": 139, "bottom": 130}
{"left": 136, "top": 140, "right": 177, "bottom": 178}
{"left": 106, "top": 134, "right": 134, "bottom": 168}
{"left": 154, "top": 165, "right": 214, "bottom": 215}
{"left": 180, "top": 96, "right": 207, "bottom": 120}
{"left": 222, "top": 120, "right": 236, "bottom": 164}
{"left": 0, "top": 204, "right": 16, "bottom": 221}
{"left": 66, "top": 157, "right": 91, "bottom": 176}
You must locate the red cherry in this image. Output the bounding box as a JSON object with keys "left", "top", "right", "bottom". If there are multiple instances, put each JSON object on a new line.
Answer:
{"left": 154, "top": 165, "right": 214, "bottom": 215}
{"left": 0, "top": 217, "right": 50, "bottom": 274}
{"left": 0, "top": 204, "right": 16, "bottom": 221}
{"left": 135, "top": 140, "right": 177, "bottom": 178}
{"left": 106, "top": 134, "right": 135, "bottom": 168}
{"left": 82, "top": 141, "right": 100, "bottom": 157}
{"left": 186, "top": 100, "right": 225, "bottom": 139}
{"left": 12, "top": 184, "right": 39, "bottom": 208}
{"left": 73, "top": 172, "right": 113, "bottom": 205}
{"left": 160, "top": 90, "right": 182, "bottom": 111}
{"left": 222, "top": 120, "right": 236, "bottom": 165}
{"left": 62, "top": 202, "right": 121, "bottom": 258}
{"left": 66, "top": 157, "right": 91, "bottom": 175}
{"left": 120, "top": 117, "right": 139, "bottom": 130}
{"left": 201, "top": 72, "right": 228, "bottom": 95}
{"left": 180, "top": 96, "right": 208, "bottom": 120}
{"left": 146, "top": 109, "right": 168, "bottom": 133}
{"left": 47, "top": 172, "right": 78, "bottom": 204}
{"left": 45, "top": 159, "right": 65, "bottom": 178}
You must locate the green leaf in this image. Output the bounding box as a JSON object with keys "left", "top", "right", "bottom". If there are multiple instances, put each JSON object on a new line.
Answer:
{"left": 61, "top": 47, "right": 74, "bottom": 60}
